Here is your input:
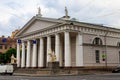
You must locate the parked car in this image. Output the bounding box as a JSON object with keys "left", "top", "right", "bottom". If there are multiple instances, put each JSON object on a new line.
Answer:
{"left": 112, "top": 66, "right": 120, "bottom": 73}
{"left": 0, "top": 64, "right": 14, "bottom": 75}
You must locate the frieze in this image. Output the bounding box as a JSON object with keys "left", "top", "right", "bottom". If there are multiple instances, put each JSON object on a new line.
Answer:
{"left": 20, "top": 25, "right": 120, "bottom": 41}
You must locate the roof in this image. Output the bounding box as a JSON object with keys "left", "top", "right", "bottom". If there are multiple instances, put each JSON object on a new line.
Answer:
{"left": 15, "top": 15, "right": 120, "bottom": 38}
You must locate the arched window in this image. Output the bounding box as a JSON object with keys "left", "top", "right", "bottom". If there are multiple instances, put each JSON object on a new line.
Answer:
{"left": 93, "top": 37, "right": 102, "bottom": 45}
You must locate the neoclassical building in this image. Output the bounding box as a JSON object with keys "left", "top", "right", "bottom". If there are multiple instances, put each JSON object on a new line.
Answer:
{"left": 16, "top": 7, "right": 120, "bottom": 68}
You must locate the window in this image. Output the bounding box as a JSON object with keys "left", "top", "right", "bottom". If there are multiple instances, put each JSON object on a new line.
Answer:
{"left": 5, "top": 45, "right": 7, "bottom": 49}
{"left": 117, "top": 42, "right": 120, "bottom": 47}
{"left": 0, "top": 45, "right": 2, "bottom": 49}
{"left": 93, "top": 37, "right": 102, "bottom": 45}
{"left": 95, "top": 50, "right": 100, "bottom": 63}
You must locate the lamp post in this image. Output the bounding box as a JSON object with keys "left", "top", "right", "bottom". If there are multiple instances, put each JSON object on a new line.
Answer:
{"left": 104, "top": 27, "right": 109, "bottom": 68}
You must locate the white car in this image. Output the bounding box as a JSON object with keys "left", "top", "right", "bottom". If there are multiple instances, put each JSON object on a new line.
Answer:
{"left": 0, "top": 64, "right": 14, "bottom": 75}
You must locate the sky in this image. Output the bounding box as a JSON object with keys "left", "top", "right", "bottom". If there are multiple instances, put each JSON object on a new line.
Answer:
{"left": 0, "top": 0, "right": 120, "bottom": 37}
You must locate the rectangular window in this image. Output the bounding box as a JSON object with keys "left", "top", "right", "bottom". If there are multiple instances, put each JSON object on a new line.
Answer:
{"left": 95, "top": 50, "right": 100, "bottom": 63}
{"left": 0, "top": 45, "right": 2, "bottom": 49}
{"left": 5, "top": 45, "right": 7, "bottom": 49}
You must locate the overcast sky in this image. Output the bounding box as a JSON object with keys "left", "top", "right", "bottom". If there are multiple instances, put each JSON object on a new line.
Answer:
{"left": 0, "top": 0, "right": 120, "bottom": 37}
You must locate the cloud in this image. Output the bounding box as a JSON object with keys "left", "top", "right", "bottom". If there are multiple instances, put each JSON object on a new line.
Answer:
{"left": 0, "top": 0, "right": 120, "bottom": 37}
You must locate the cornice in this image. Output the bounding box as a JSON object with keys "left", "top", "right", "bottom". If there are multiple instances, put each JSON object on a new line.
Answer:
{"left": 18, "top": 23, "right": 120, "bottom": 41}
{"left": 15, "top": 17, "right": 120, "bottom": 41}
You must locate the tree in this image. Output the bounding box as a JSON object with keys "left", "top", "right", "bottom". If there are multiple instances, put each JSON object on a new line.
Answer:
{"left": 4, "top": 48, "right": 16, "bottom": 63}
{"left": 0, "top": 53, "right": 5, "bottom": 63}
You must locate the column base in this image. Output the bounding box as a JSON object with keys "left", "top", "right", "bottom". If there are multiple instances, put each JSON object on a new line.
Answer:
{"left": 21, "top": 67, "right": 26, "bottom": 68}
{"left": 25, "top": 67, "right": 32, "bottom": 69}
{"left": 31, "top": 67, "right": 38, "bottom": 69}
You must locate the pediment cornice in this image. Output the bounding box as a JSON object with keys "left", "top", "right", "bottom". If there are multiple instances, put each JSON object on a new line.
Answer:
{"left": 15, "top": 16, "right": 66, "bottom": 38}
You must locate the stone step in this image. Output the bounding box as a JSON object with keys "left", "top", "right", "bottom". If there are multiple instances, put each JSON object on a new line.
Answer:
{"left": 14, "top": 68, "right": 80, "bottom": 75}
{"left": 14, "top": 67, "right": 112, "bottom": 76}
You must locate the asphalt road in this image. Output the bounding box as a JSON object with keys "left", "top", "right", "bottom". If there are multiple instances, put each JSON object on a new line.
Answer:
{"left": 0, "top": 73, "right": 120, "bottom": 80}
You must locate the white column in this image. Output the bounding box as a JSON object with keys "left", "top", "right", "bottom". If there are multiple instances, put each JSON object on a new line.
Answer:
{"left": 26, "top": 40, "right": 31, "bottom": 67}
{"left": 38, "top": 38, "right": 44, "bottom": 67}
{"left": 47, "top": 36, "right": 51, "bottom": 63}
{"left": 64, "top": 31, "right": 71, "bottom": 67}
{"left": 55, "top": 34, "right": 60, "bottom": 62}
{"left": 21, "top": 41, "right": 25, "bottom": 68}
{"left": 60, "top": 37, "right": 63, "bottom": 67}
{"left": 76, "top": 33, "right": 83, "bottom": 66}
{"left": 17, "top": 42, "right": 20, "bottom": 67}
{"left": 32, "top": 40, "right": 37, "bottom": 67}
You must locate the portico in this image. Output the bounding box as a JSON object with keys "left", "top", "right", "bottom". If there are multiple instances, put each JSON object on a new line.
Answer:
{"left": 16, "top": 30, "right": 83, "bottom": 68}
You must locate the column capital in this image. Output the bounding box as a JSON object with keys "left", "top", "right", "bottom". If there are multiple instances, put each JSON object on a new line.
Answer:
{"left": 39, "top": 37, "right": 44, "bottom": 39}
{"left": 27, "top": 40, "right": 31, "bottom": 41}
{"left": 77, "top": 31, "right": 82, "bottom": 35}
{"left": 22, "top": 40, "right": 26, "bottom": 43}
{"left": 64, "top": 30, "right": 70, "bottom": 33}
{"left": 22, "top": 41, "right": 25, "bottom": 44}
{"left": 55, "top": 33, "right": 60, "bottom": 37}
{"left": 55, "top": 32, "right": 59, "bottom": 34}
{"left": 46, "top": 35, "right": 51, "bottom": 37}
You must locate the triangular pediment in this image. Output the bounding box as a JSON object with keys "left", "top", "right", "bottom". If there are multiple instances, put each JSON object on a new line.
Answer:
{"left": 22, "top": 20, "right": 57, "bottom": 34}
{"left": 16, "top": 16, "right": 64, "bottom": 37}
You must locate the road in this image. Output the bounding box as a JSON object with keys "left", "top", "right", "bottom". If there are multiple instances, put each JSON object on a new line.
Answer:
{"left": 0, "top": 73, "right": 120, "bottom": 80}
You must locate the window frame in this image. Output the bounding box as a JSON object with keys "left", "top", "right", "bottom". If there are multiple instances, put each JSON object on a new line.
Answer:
{"left": 95, "top": 50, "right": 100, "bottom": 63}
{"left": 93, "top": 37, "right": 102, "bottom": 45}
{"left": 0, "top": 44, "right": 2, "bottom": 49}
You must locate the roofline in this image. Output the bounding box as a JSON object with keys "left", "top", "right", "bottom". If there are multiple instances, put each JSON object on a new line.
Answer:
{"left": 15, "top": 23, "right": 66, "bottom": 38}
{"left": 67, "top": 20, "right": 120, "bottom": 33}
{"left": 15, "top": 16, "right": 66, "bottom": 38}
{"left": 15, "top": 15, "right": 120, "bottom": 38}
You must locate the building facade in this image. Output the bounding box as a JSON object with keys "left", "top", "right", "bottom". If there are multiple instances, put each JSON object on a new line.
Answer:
{"left": 16, "top": 8, "right": 120, "bottom": 68}
{"left": 0, "top": 29, "right": 19, "bottom": 54}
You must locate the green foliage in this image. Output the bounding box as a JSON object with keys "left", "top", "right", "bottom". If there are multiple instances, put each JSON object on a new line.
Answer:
{"left": 102, "top": 54, "right": 106, "bottom": 58}
{"left": 4, "top": 48, "right": 16, "bottom": 63}
{"left": 0, "top": 53, "right": 5, "bottom": 63}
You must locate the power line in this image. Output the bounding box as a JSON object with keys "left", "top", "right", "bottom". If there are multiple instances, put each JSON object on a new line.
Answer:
{"left": 80, "top": 0, "right": 120, "bottom": 21}
{"left": 79, "top": 0, "right": 96, "bottom": 13}
{"left": 81, "top": 9, "right": 120, "bottom": 21}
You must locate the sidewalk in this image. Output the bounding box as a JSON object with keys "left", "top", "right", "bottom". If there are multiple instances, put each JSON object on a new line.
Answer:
{"left": 13, "top": 72, "right": 78, "bottom": 77}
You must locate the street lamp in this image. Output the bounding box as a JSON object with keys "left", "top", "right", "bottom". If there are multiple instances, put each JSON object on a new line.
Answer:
{"left": 104, "top": 27, "right": 109, "bottom": 68}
